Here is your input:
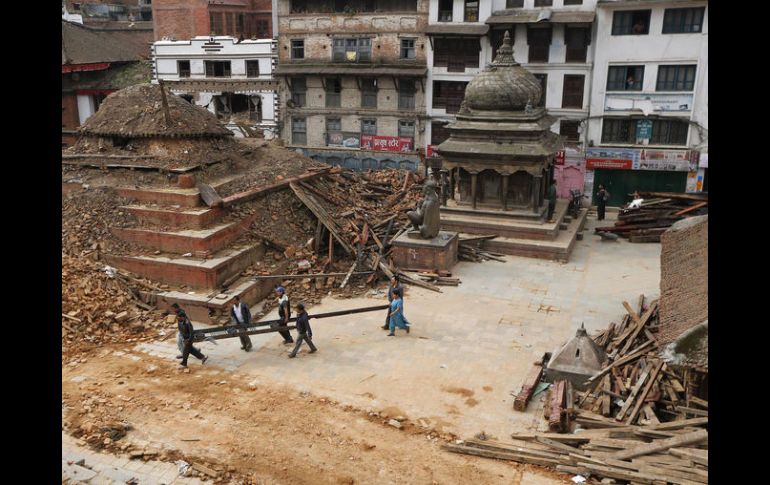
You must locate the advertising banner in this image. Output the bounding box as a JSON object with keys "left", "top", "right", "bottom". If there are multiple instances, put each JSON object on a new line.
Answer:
{"left": 360, "top": 135, "right": 414, "bottom": 152}
{"left": 585, "top": 147, "right": 638, "bottom": 170}
{"left": 637, "top": 149, "right": 691, "bottom": 172}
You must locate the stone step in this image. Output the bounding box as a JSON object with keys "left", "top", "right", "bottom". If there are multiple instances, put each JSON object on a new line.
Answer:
{"left": 442, "top": 202, "right": 569, "bottom": 241}
{"left": 115, "top": 186, "right": 203, "bottom": 208}
{"left": 111, "top": 214, "right": 257, "bottom": 256}
{"left": 154, "top": 260, "right": 290, "bottom": 325}
{"left": 120, "top": 204, "right": 224, "bottom": 229}
{"left": 104, "top": 242, "right": 266, "bottom": 290}
{"left": 479, "top": 208, "right": 588, "bottom": 262}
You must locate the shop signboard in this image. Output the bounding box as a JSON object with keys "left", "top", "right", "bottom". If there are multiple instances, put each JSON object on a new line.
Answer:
{"left": 636, "top": 119, "right": 653, "bottom": 141}
{"left": 585, "top": 147, "right": 638, "bottom": 170}
{"left": 327, "top": 132, "right": 360, "bottom": 148}
{"left": 699, "top": 153, "right": 708, "bottom": 168}
{"left": 636, "top": 149, "right": 691, "bottom": 172}
{"left": 555, "top": 149, "right": 565, "bottom": 165}
{"left": 427, "top": 145, "right": 437, "bottom": 157}
{"left": 605, "top": 93, "right": 694, "bottom": 113}
{"left": 361, "top": 135, "right": 414, "bottom": 152}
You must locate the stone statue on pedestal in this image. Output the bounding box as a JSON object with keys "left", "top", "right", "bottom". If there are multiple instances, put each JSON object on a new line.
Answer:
{"left": 407, "top": 180, "right": 440, "bottom": 239}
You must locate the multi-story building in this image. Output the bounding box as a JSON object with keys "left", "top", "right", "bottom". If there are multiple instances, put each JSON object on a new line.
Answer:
{"left": 152, "top": 36, "right": 280, "bottom": 137}
{"left": 152, "top": 0, "right": 273, "bottom": 41}
{"left": 585, "top": 0, "right": 707, "bottom": 205}
{"left": 273, "top": 0, "right": 429, "bottom": 171}
{"left": 64, "top": 1, "right": 154, "bottom": 23}
{"left": 426, "top": 0, "right": 597, "bottom": 195}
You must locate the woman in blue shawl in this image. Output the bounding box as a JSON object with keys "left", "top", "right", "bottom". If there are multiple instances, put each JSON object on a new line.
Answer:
{"left": 387, "top": 288, "right": 410, "bottom": 336}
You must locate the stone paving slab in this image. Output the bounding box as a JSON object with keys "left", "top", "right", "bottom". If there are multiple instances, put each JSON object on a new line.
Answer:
{"left": 134, "top": 213, "right": 661, "bottom": 441}
{"left": 62, "top": 431, "right": 212, "bottom": 484}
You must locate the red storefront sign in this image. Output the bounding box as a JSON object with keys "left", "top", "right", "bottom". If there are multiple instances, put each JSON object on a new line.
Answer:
{"left": 360, "top": 135, "right": 414, "bottom": 152}
{"left": 586, "top": 159, "right": 633, "bottom": 170}
{"left": 427, "top": 145, "right": 437, "bottom": 157}
{"left": 555, "top": 150, "right": 566, "bottom": 165}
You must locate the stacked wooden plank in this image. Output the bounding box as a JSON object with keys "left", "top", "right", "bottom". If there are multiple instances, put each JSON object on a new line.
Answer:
{"left": 443, "top": 420, "right": 708, "bottom": 484}
{"left": 595, "top": 192, "right": 708, "bottom": 243}
{"left": 458, "top": 236, "right": 505, "bottom": 263}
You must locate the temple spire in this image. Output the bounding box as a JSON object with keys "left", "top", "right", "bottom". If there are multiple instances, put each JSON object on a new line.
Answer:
{"left": 492, "top": 30, "right": 518, "bottom": 67}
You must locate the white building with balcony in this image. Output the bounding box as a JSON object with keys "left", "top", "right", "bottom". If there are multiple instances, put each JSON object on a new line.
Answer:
{"left": 426, "top": 0, "right": 598, "bottom": 197}
{"left": 585, "top": 0, "right": 707, "bottom": 205}
{"left": 152, "top": 36, "right": 279, "bottom": 138}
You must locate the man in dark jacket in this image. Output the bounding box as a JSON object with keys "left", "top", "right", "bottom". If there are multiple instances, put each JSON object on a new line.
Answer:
{"left": 288, "top": 303, "right": 317, "bottom": 358}
{"left": 274, "top": 287, "right": 295, "bottom": 344}
{"left": 547, "top": 180, "right": 557, "bottom": 222}
{"left": 382, "top": 275, "right": 404, "bottom": 330}
{"left": 177, "top": 311, "right": 207, "bottom": 368}
{"left": 596, "top": 184, "right": 609, "bottom": 221}
{"left": 229, "top": 295, "right": 253, "bottom": 352}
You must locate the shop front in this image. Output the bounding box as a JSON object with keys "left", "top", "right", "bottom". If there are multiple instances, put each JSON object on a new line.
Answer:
{"left": 586, "top": 148, "right": 697, "bottom": 206}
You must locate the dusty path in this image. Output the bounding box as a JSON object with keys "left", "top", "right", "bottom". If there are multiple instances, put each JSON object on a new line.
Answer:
{"left": 62, "top": 346, "right": 569, "bottom": 484}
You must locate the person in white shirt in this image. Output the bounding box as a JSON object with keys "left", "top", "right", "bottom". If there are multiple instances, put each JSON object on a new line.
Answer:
{"left": 229, "top": 295, "right": 253, "bottom": 352}
{"left": 273, "top": 287, "right": 295, "bottom": 344}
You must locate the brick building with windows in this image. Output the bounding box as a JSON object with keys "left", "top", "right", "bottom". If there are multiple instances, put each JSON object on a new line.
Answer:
{"left": 152, "top": 0, "right": 273, "bottom": 41}
{"left": 274, "top": 0, "right": 429, "bottom": 171}
{"left": 585, "top": 0, "right": 707, "bottom": 206}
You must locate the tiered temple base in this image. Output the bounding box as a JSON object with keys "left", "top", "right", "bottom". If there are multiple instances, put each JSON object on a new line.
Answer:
{"left": 440, "top": 200, "right": 587, "bottom": 262}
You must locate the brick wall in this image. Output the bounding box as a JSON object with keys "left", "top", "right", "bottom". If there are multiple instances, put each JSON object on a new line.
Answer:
{"left": 62, "top": 93, "right": 80, "bottom": 131}
{"left": 658, "top": 215, "right": 708, "bottom": 346}
{"left": 152, "top": 0, "right": 210, "bottom": 40}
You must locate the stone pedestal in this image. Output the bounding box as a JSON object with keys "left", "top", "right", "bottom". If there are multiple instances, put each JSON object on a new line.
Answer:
{"left": 391, "top": 230, "right": 459, "bottom": 272}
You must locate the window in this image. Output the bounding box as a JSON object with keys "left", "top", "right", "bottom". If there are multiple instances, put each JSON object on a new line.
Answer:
{"left": 564, "top": 0, "right": 583, "bottom": 5}
{"left": 210, "top": 13, "right": 223, "bottom": 35}
{"left": 292, "top": 117, "right": 307, "bottom": 145}
{"left": 607, "top": 66, "right": 644, "bottom": 91}
{"left": 656, "top": 65, "right": 696, "bottom": 91}
{"left": 326, "top": 117, "right": 341, "bottom": 132}
{"left": 431, "top": 122, "right": 450, "bottom": 145}
{"left": 650, "top": 119, "right": 688, "bottom": 145}
{"left": 439, "top": 0, "right": 452, "bottom": 22}
{"left": 533, "top": 74, "right": 547, "bottom": 107}
{"left": 246, "top": 60, "right": 260, "bottom": 78}
{"left": 398, "top": 120, "right": 415, "bottom": 138}
{"left": 205, "top": 61, "right": 231, "bottom": 78}
{"left": 325, "top": 78, "right": 342, "bottom": 107}
{"left": 565, "top": 26, "right": 590, "bottom": 63}
{"left": 464, "top": 1, "right": 479, "bottom": 22}
{"left": 361, "top": 78, "right": 378, "bottom": 108}
{"left": 562, "top": 75, "right": 585, "bottom": 109}
{"left": 490, "top": 28, "right": 514, "bottom": 59}
{"left": 527, "top": 26, "right": 552, "bottom": 63}
{"left": 663, "top": 7, "right": 705, "bottom": 34}
{"left": 291, "top": 40, "right": 304, "bottom": 59}
{"left": 237, "top": 13, "right": 245, "bottom": 35}
{"left": 612, "top": 10, "right": 651, "bottom": 35}
{"left": 361, "top": 119, "right": 377, "bottom": 136}
{"left": 601, "top": 119, "right": 636, "bottom": 144}
{"left": 434, "top": 37, "right": 480, "bottom": 71}
{"left": 333, "top": 38, "right": 372, "bottom": 63}
{"left": 290, "top": 77, "right": 306, "bottom": 107}
{"left": 433, "top": 81, "right": 468, "bottom": 114}
{"left": 398, "top": 79, "right": 416, "bottom": 110}
{"left": 177, "top": 60, "right": 190, "bottom": 78}
{"left": 506, "top": 0, "right": 523, "bottom": 7}
{"left": 256, "top": 19, "right": 269, "bottom": 38}
{"left": 560, "top": 120, "right": 580, "bottom": 143}
{"left": 401, "top": 39, "right": 416, "bottom": 59}
{"left": 534, "top": 0, "right": 552, "bottom": 6}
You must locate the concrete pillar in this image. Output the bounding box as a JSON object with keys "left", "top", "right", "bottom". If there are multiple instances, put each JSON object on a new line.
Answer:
{"left": 501, "top": 174, "right": 509, "bottom": 211}
{"left": 471, "top": 173, "right": 478, "bottom": 210}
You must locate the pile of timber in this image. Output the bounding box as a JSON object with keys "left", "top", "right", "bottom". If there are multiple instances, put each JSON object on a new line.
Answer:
{"left": 443, "top": 421, "right": 708, "bottom": 484}
{"left": 595, "top": 192, "right": 708, "bottom": 243}
{"left": 458, "top": 235, "right": 505, "bottom": 262}
{"left": 286, "top": 169, "right": 445, "bottom": 293}
{"left": 410, "top": 270, "right": 461, "bottom": 287}
{"left": 578, "top": 295, "right": 708, "bottom": 427}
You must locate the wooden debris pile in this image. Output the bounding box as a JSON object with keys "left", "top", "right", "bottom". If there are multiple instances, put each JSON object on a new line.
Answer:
{"left": 444, "top": 419, "right": 708, "bottom": 484}
{"left": 595, "top": 192, "right": 708, "bottom": 243}
{"left": 458, "top": 235, "right": 506, "bottom": 263}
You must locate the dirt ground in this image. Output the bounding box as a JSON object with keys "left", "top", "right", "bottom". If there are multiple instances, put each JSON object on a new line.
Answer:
{"left": 62, "top": 347, "right": 570, "bottom": 485}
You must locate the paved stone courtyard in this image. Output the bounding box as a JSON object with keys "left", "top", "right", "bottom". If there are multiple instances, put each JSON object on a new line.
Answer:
{"left": 136, "top": 213, "right": 661, "bottom": 442}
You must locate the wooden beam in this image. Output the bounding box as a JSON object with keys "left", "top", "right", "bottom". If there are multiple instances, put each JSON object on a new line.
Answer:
{"left": 625, "top": 360, "right": 665, "bottom": 424}
{"left": 610, "top": 429, "right": 708, "bottom": 461}
{"left": 223, "top": 168, "right": 332, "bottom": 207}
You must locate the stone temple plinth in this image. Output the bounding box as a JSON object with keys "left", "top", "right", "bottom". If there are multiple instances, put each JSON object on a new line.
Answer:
{"left": 391, "top": 231, "right": 458, "bottom": 273}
